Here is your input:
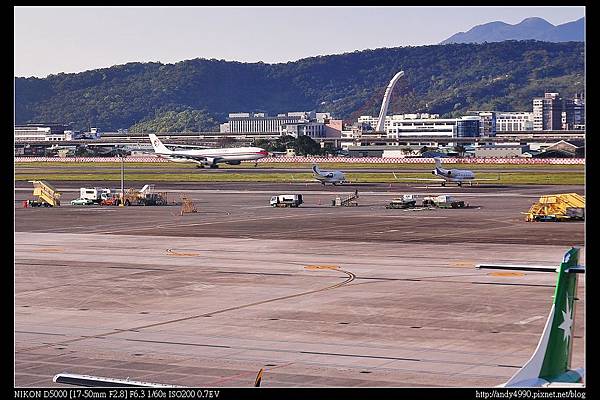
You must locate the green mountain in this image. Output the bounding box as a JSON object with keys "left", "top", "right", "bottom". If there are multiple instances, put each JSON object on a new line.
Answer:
{"left": 15, "top": 41, "right": 584, "bottom": 132}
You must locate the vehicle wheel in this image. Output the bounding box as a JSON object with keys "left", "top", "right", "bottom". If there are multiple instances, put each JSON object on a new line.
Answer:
{"left": 125, "top": 200, "right": 131, "bottom": 206}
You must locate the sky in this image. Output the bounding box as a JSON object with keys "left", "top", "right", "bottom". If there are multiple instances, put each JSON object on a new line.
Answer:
{"left": 14, "top": 6, "right": 585, "bottom": 78}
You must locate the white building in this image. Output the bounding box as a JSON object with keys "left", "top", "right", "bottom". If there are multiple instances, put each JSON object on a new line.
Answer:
{"left": 14, "top": 124, "right": 73, "bottom": 142}
{"left": 226, "top": 111, "right": 330, "bottom": 135}
{"left": 475, "top": 144, "right": 529, "bottom": 158}
{"left": 280, "top": 122, "right": 325, "bottom": 138}
{"left": 219, "top": 123, "right": 230, "bottom": 133}
{"left": 356, "top": 114, "right": 480, "bottom": 138}
{"left": 495, "top": 112, "right": 534, "bottom": 131}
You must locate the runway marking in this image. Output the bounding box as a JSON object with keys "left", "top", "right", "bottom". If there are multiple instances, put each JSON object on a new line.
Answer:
{"left": 33, "top": 248, "right": 64, "bottom": 253}
{"left": 489, "top": 272, "right": 526, "bottom": 277}
{"left": 305, "top": 265, "right": 340, "bottom": 270}
{"left": 452, "top": 261, "right": 475, "bottom": 268}
{"left": 515, "top": 315, "right": 544, "bottom": 325}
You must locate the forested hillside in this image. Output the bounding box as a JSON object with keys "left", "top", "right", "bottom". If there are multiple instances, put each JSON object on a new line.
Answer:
{"left": 15, "top": 41, "right": 584, "bottom": 131}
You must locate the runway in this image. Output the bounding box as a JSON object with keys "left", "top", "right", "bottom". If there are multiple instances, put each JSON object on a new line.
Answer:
{"left": 14, "top": 182, "right": 586, "bottom": 387}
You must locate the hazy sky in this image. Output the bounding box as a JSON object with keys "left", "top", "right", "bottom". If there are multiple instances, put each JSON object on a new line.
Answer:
{"left": 14, "top": 6, "right": 585, "bottom": 78}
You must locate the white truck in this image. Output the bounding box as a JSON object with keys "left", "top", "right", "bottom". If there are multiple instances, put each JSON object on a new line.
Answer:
{"left": 79, "top": 187, "right": 112, "bottom": 204}
{"left": 270, "top": 194, "right": 303, "bottom": 208}
{"left": 422, "top": 195, "right": 466, "bottom": 209}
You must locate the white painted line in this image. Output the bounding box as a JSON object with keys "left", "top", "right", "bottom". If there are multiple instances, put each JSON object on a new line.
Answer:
{"left": 515, "top": 315, "right": 544, "bottom": 325}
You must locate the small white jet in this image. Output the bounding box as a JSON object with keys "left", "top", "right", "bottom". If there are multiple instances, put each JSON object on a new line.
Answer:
{"left": 394, "top": 158, "right": 499, "bottom": 187}
{"left": 477, "top": 247, "right": 585, "bottom": 387}
{"left": 312, "top": 164, "right": 347, "bottom": 185}
{"left": 149, "top": 134, "right": 268, "bottom": 168}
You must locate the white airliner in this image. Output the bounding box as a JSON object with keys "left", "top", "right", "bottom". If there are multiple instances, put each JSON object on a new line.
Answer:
{"left": 149, "top": 134, "right": 268, "bottom": 168}
{"left": 394, "top": 158, "right": 499, "bottom": 186}
{"left": 477, "top": 247, "right": 585, "bottom": 387}
{"left": 312, "top": 164, "right": 347, "bottom": 185}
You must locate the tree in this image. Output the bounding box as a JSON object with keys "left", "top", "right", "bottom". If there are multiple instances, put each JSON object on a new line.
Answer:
{"left": 293, "top": 135, "right": 322, "bottom": 156}
{"left": 216, "top": 137, "right": 237, "bottom": 147}
{"left": 454, "top": 144, "right": 466, "bottom": 157}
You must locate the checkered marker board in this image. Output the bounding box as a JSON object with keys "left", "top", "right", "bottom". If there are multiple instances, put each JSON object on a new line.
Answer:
{"left": 15, "top": 156, "right": 584, "bottom": 165}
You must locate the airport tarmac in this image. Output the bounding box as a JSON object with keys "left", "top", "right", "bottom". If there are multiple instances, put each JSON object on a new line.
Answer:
{"left": 14, "top": 182, "right": 585, "bottom": 387}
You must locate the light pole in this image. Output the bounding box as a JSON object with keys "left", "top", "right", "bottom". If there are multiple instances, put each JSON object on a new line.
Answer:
{"left": 119, "top": 152, "right": 125, "bottom": 207}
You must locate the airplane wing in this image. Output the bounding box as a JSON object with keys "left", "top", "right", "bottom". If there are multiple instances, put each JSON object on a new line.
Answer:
{"left": 54, "top": 372, "right": 182, "bottom": 387}
{"left": 167, "top": 155, "right": 225, "bottom": 165}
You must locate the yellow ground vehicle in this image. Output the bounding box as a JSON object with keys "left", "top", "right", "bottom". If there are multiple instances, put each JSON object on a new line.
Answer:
{"left": 120, "top": 185, "right": 167, "bottom": 206}
{"left": 26, "top": 180, "right": 61, "bottom": 207}
{"left": 525, "top": 193, "right": 585, "bottom": 222}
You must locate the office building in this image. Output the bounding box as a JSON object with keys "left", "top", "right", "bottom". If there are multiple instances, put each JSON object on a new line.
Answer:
{"left": 14, "top": 123, "right": 73, "bottom": 142}
{"left": 496, "top": 112, "right": 534, "bottom": 131}
{"left": 356, "top": 114, "right": 480, "bottom": 138}
{"left": 532, "top": 92, "right": 584, "bottom": 131}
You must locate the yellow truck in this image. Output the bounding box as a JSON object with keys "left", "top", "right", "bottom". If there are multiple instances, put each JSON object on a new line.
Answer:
{"left": 525, "top": 193, "right": 585, "bottom": 222}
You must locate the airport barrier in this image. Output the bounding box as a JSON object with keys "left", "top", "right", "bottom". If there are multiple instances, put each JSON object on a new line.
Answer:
{"left": 14, "top": 156, "right": 585, "bottom": 164}
{"left": 14, "top": 156, "right": 169, "bottom": 163}
{"left": 257, "top": 157, "right": 585, "bottom": 165}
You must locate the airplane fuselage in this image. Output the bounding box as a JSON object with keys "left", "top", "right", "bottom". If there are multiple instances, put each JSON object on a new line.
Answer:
{"left": 434, "top": 167, "right": 475, "bottom": 183}
{"left": 157, "top": 147, "right": 267, "bottom": 161}
{"left": 312, "top": 166, "right": 346, "bottom": 185}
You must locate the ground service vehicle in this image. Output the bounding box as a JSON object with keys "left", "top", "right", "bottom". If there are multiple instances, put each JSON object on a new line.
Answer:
{"left": 422, "top": 195, "right": 465, "bottom": 208}
{"left": 27, "top": 180, "right": 61, "bottom": 207}
{"left": 100, "top": 196, "right": 120, "bottom": 206}
{"left": 385, "top": 194, "right": 417, "bottom": 209}
{"left": 270, "top": 194, "right": 303, "bottom": 208}
{"left": 80, "top": 187, "right": 111, "bottom": 203}
{"left": 71, "top": 198, "right": 94, "bottom": 206}
{"left": 525, "top": 193, "right": 585, "bottom": 222}
{"left": 120, "top": 185, "right": 168, "bottom": 206}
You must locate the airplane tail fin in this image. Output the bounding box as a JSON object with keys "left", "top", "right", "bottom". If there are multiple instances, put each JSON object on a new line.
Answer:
{"left": 434, "top": 157, "right": 442, "bottom": 169}
{"left": 312, "top": 164, "right": 320, "bottom": 175}
{"left": 498, "top": 247, "right": 584, "bottom": 386}
{"left": 149, "top": 134, "right": 172, "bottom": 154}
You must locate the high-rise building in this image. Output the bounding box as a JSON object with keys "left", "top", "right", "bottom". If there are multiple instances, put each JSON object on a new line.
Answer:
{"left": 477, "top": 112, "right": 497, "bottom": 136}
{"left": 532, "top": 92, "right": 583, "bottom": 131}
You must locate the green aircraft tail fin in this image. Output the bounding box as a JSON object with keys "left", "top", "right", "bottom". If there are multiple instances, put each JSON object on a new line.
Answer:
{"left": 504, "top": 247, "right": 583, "bottom": 386}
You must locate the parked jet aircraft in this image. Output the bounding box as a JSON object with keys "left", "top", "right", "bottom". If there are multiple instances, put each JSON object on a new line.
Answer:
{"left": 477, "top": 247, "right": 585, "bottom": 387}
{"left": 393, "top": 158, "right": 499, "bottom": 186}
{"left": 312, "top": 164, "right": 347, "bottom": 185}
{"left": 149, "top": 134, "right": 268, "bottom": 168}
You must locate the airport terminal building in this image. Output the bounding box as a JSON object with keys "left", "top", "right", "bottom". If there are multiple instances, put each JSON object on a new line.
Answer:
{"left": 356, "top": 114, "right": 481, "bottom": 138}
